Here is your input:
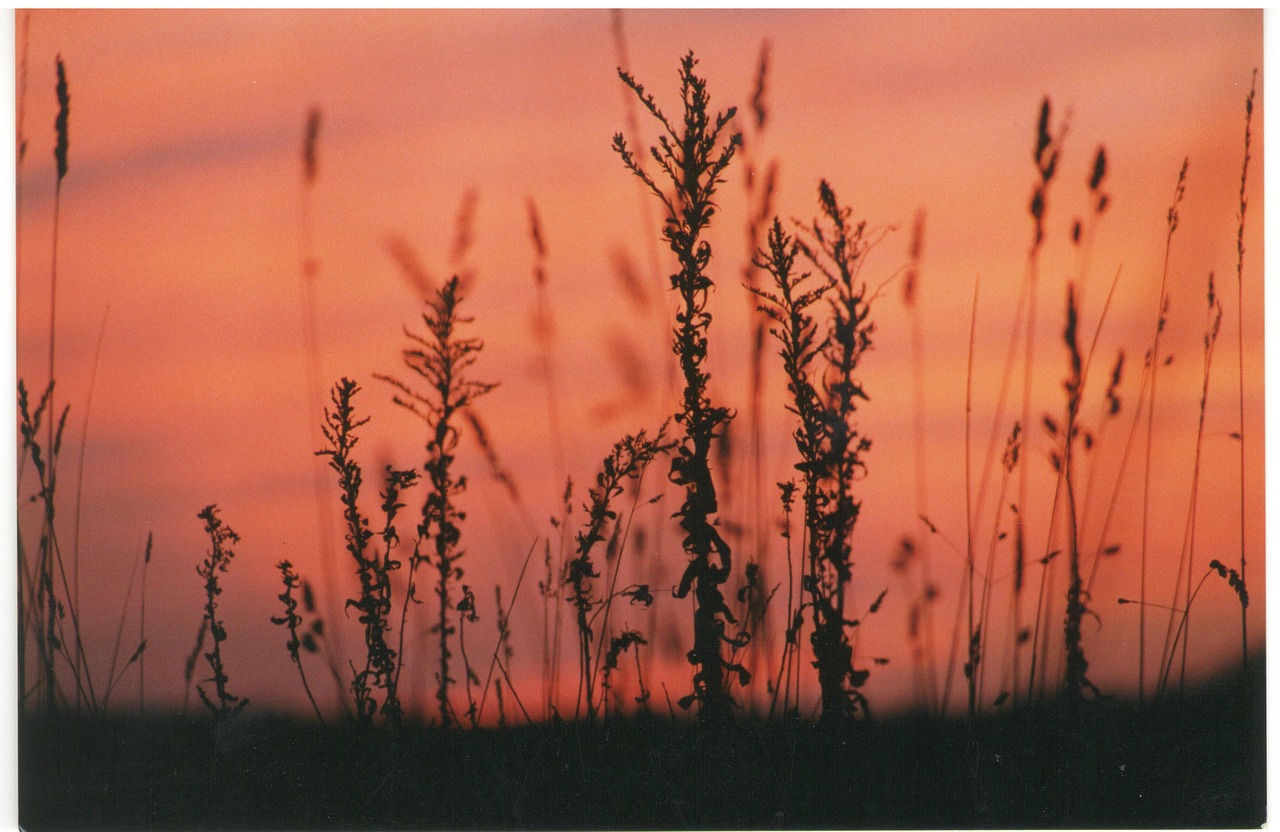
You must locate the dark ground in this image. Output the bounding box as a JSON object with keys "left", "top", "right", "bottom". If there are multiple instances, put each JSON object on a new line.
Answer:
{"left": 19, "top": 663, "right": 1265, "bottom": 830}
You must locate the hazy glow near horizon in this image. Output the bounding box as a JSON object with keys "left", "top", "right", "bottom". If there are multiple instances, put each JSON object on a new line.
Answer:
{"left": 14, "top": 9, "right": 1264, "bottom": 721}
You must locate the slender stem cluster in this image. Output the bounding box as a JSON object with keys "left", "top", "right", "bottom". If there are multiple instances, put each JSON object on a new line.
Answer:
{"left": 316, "top": 378, "right": 418, "bottom": 726}
{"left": 601, "top": 629, "right": 648, "bottom": 712}
{"left": 271, "top": 560, "right": 325, "bottom": 724}
{"left": 1059, "top": 285, "right": 1096, "bottom": 702}
{"left": 1156, "top": 273, "right": 1221, "bottom": 698}
{"left": 195, "top": 505, "right": 247, "bottom": 719}
{"left": 19, "top": 56, "right": 79, "bottom": 717}
{"left": 1137, "top": 158, "right": 1187, "bottom": 703}
{"left": 767, "top": 182, "right": 877, "bottom": 724}
{"left": 49, "top": 56, "right": 67, "bottom": 512}
{"left": 456, "top": 584, "right": 480, "bottom": 726}
{"left": 614, "top": 52, "right": 743, "bottom": 725}
{"left": 18, "top": 380, "right": 81, "bottom": 713}
{"left": 381, "top": 275, "right": 494, "bottom": 727}
{"left": 1022, "top": 98, "right": 1067, "bottom": 706}
{"left": 751, "top": 224, "right": 826, "bottom": 718}
{"left": 1234, "top": 70, "right": 1255, "bottom": 672}
{"left": 1057, "top": 148, "right": 1110, "bottom": 705}
{"left": 567, "top": 427, "right": 667, "bottom": 721}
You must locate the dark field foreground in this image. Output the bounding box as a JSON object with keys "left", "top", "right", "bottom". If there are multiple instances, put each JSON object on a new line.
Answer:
{"left": 20, "top": 665, "right": 1264, "bottom": 830}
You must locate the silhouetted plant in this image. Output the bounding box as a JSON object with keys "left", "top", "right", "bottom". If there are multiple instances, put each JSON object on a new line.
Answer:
{"left": 567, "top": 426, "right": 668, "bottom": 721}
{"left": 47, "top": 59, "right": 68, "bottom": 482}
{"left": 180, "top": 619, "right": 207, "bottom": 717}
{"left": 14, "top": 12, "right": 31, "bottom": 709}
{"left": 1135, "top": 157, "right": 1187, "bottom": 703}
{"left": 18, "top": 378, "right": 96, "bottom": 714}
{"left": 494, "top": 585, "right": 514, "bottom": 728}
{"left": 99, "top": 534, "right": 149, "bottom": 710}
{"left": 50, "top": 55, "right": 71, "bottom": 706}
{"left": 456, "top": 584, "right": 481, "bottom": 727}
{"left": 1021, "top": 98, "right": 1067, "bottom": 706}
{"left": 537, "top": 478, "right": 574, "bottom": 720}
{"left": 602, "top": 629, "right": 648, "bottom": 713}
{"left": 1053, "top": 145, "right": 1109, "bottom": 706}
{"left": 53, "top": 55, "right": 68, "bottom": 182}
{"left": 139, "top": 532, "right": 151, "bottom": 714}
{"left": 195, "top": 505, "right": 247, "bottom": 719}
{"left": 1207, "top": 559, "right": 1248, "bottom": 609}
{"left": 18, "top": 380, "right": 60, "bottom": 712}
{"left": 751, "top": 222, "right": 828, "bottom": 713}
{"left": 1233, "top": 70, "right": 1256, "bottom": 673}
{"left": 380, "top": 275, "right": 494, "bottom": 728}
{"left": 17, "top": 55, "right": 88, "bottom": 717}
{"left": 614, "top": 51, "right": 744, "bottom": 726}
{"left": 475, "top": 540, "right": 540, "bottom": 727}
{"left": 1082, "top": 348, "right": 1126, "bottom": 597}
{"left": 971, "top": 421, "right": 1020, "bottom": 711}
{"left": 1058, "top": 284, "right": 1099, "bottom": 703}
{"left": 726, "top": 559, "right": 774, "bottom": 709}
{"left": 1157, "top": 272, "right": 1222, "bottom": 697}
{"left": 792, "top": 182, "right": 879, "bottom": 724}
{"left": 317, "top": 378, "right": 413, "bottom": 726}
{"left": 380, "top": 463, "right": 420, "bottom": 716}
{"left": 768, "top": 478, "right": 805, "bottom": 719}
{"left": 1133, "top": 555, "right": 1246, "bottom": 698}
{"left": 272, "top": 560, "right": 325, "bottom": 723}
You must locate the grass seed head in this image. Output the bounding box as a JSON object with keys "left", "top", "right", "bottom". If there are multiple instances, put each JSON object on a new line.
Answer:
{"left": 302, "top": 106, "right": 321, "bottom": 185}
{"left": 54, "top": 55, "right": 69, "bottom": 181}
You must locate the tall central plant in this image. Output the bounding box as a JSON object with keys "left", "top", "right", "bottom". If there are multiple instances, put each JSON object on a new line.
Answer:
{"left": 757, "top": 181, "right": 878, "bottom": 725}
{"left": 614, "top": 52, "right": 745, "bottom": 725}
{"left": 798, "top": 183, "right": 878, "bottom": 722}
{"left": 381, "top": 275, "right": 494, "bottom": 727}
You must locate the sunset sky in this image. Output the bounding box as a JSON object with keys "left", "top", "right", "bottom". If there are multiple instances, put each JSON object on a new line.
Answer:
{"left": 12, "top": 9, "right": 1264, "bottom": 720}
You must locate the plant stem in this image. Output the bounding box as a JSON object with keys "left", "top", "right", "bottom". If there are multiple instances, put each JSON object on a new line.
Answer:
{"left": 1140, "top": 158, "right": 1187, "bottom": 703}
{"left": 1234, "top": 70, "right": 1255, "bottom": 673}
{"left": 965, "top": 278, "right": 978, "bottom": 719}
{"left": 615, "top": 52, "right": 742, "bottom": 725}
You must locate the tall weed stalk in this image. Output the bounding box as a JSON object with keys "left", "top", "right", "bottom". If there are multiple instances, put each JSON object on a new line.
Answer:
{"left": 380, "top": 275, "right": 494, "bottom": 727}
{"left": 271, "top": 559, "right": 326, "bottom": 723}
{"left": 1233, "top": 71, "right": 1255, "bottom": 671}
{"left": 19, "top": 380, "right": 98, "bottom": 713}
{"left": 1138, "top": 158, "right": 1187, "bottom": 702}
{"left": 614, "top": 52, "right": 744, "bottom": 725}
{"left": 794, "top": 183, "right": 879, "bottom": 724}
{"left": 316, "top": 379, "right": 418, "bottom": 725}
{"left": 1022, "top": 99, "right": 1066, "bottom": 704}
{"left": 1155, "top": 274, "right": 1221, "bottom": 697}
{"left": 1059, "top": 285, "right": 1096, "bottom": 702}
{"left": 567, "top": 427, "right": 667, "bottom": 721}
{"left": 750, "top": 222, "right": 834, "bottom": 717}
{"left": 19, "top": 55, "right": 80, "bottom": 715}
{"left": 195, "top": 505, "right": 247, "bottom": 719}
{"left": 14, "top": 10, "right": 31, "bottom": 709}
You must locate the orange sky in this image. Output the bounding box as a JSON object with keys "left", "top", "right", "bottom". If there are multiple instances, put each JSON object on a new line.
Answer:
{"left": 13, "top": 9, "right": 1264, "bottom": 720}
